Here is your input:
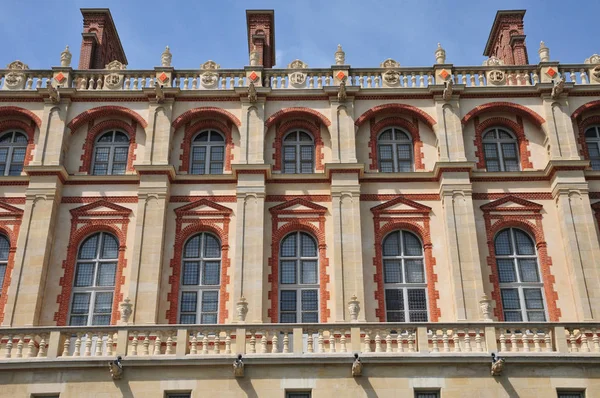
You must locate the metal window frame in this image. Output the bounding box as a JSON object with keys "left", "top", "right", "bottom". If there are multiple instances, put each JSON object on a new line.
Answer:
{"left": 557, "top": 390, "right": 585, "bottom": 398}
{"left": 0, "top": 234, "right": 8, "bottom": 295}
{"left": 68, "top": 232, "right": 118, "bottom": 326}
{"left": 382, "top": 230, "right": 429, "bottom": 322}
{"left": 279, "top": 231, "right": 319, "bottom": 323}
{"left": 90, "top": 130, "right": 130, "bottom": 176}
{"left": 414, "top": 390, "right": 441, "bottom": 398}
{"left": 495, "top": 227, "right": 548, "bottom": 322}
{"left": 189, "top": 129, "right": 226, "bottom": 175}
{"left": 377, "top": 127, "right": 414, "bottom": 173}
{"left": 482, "top": 127, "right": 520, "bottom": 172}
{"left": 584, "top": 125, "right": 600, "bottom": 170}
{"left": 0, "top": 130, "right": 28, "bottom": 176}
{"left": 164, "top": 392, "right": 192, "bottom": 398}
{"left": 179, "top": 232, "right": 222, "bottom": 324}
{"left": 282, "top": 130, "right": 315, "bottom": 174}
{"left": 286, "top": 390, "right": 312, "bottom": 398}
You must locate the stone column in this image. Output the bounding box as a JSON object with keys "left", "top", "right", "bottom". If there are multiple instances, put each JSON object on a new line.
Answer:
{"left": 433, "top": 99, "right": 466, "bottom": 162}
{"left": 541, "top": 96, "right": 581, "bottom": 160}
{"left": 329, "top": 98, "right": 357, "bottom": 163}
{"left": 243, "top": 99, "right": 266, "bottom": 165}
{"left": 127, "top": 171, "right": 171, "bottom": 324}
{"left": 31, "top": 100, "right": 70, "bottom": 166}
{"left": 552, "top": 179, "right": 600, "bottom": 320}
{"left": 4, "top": 172, "right": 64, "bottom": 326}
{"left": 439, "top": 175, "right": 484, "bottom": 321}
{"left": 232, "top": 171, "right": 267, "bottom": 322}
{"left": 145, "top": 100, "right": 173, "bottom": 165}
{"left": 330, "top": 171, "right": 365, "bottom": 321}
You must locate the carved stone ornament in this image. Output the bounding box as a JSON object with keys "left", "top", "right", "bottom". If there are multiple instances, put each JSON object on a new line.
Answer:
{"left": 337, "top": 80, "right": 347, "bottom": 103}
{"left": 479, "top": 295, "right": 492, "bottom": 322}
{"left": 335, "top": 44, "right": 345, "bottom": 65}
{"left": 103, "top": 60, "right": 126, "bottom": 90}
{"left": 109, "top": 357, "right": 123, "bottom": 380}
{"left": 289, "top": 71, "right": 307, "bottom": 88}
{"left": 491, "top": 353, "right": 505, "bottom": 376}
{"left": 201, "top": 60, "right": 220, "bottom": 70}
{"left": 120, "top": 297, "right": 133, "bottom": 323}
{"left": 348, "top": 295, "right": 360, "bottom": 322}
{"left": 247, "top": 82, "right": 258, "bottom": 103}
{"left": 200, "top": 60, "right": 220, "bottom": 89}
{"left": 584, "top": 54, "right": 600, "bottom": 64}
{"left": 236, "top": 296, "right": 248, "bottom": 322}
{"left": 487, "top": 70, "right": 506, "bottom": 86}
{"left": 435, "top": 43, "right": 446, "bottom": 64}
{"left": 60, "top": 45, "right": 72, "bottom": 67}
{"left": 482, "top": 56, "right": 504, "bottom": 66}
{"left": 105, "top": 60, "right": 127, "bottom": 70}
{"left": 591, "top": 65, "right": 600, "bottom": 83}
{"left": 538, "top": 41, "right": 550, "bottom": 63}
{"left": 442, "top": 79, "right": 453, "bottom": 102}
{"left": 287, "top": 59, "right": 308, "bottom": 69}
{"left": 233, "top": 355, "right": 244, "bottom": 377}
{"left": 380, "top": 58, "right": 400, "bottom": 68}
{"left": 4, "top": 60, "right": 29, "bottom": 90}
{"left": 47, "top": 83, "right": 60, "bottom": 104}
{"left": 161, "top": 46, "right": 172, "bottom": 67}
{"left": 382, "top": 70, "right": 401, "bottom": 86}
{"left": 551, "top": 77, "right": 565, "bottom": 100}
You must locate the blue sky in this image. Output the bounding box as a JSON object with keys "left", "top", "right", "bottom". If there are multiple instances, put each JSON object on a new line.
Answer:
{"left": 1, "top": 0, "right": 598, "bottom": 69}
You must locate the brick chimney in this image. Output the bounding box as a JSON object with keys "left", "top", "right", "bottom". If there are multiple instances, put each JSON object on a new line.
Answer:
{"left": 246, "top": 10, "right": 276, "bottom": 68}
{"left": 483, "top": 10, "right": 529, "bottom": 65}
{"left": 78, "top": 8, "right": 128, "bottom": 69}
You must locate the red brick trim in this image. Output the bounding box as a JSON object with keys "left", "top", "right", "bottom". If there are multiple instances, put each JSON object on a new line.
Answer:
{"left": 170, "top": 195, "right": 237, "bottom": 203}
{"left": 461, "top": 102, "right": 545, "bottom": 127}
{"left": 0, "top": 119, "right": 36, "bottom": 168}
{"left": 166, "top": 199, "right": 233, "bottom": 324}
{"left": 368, "top": 116, "right": 424, "bottom": 171}
{"left": 473, "top": 192, "right": 553, "bottom": 200}
{"left": 67, "top": 106, "right": 148, "bottom": 132}
{"left": 0, "top": 201, "right": 23, "bottom": 323}
{"left": 370, "top": 196, "right": 440, "bottom": 322}
{"left": 273, "top": 119, "right": 324, "bottom": 172}
{"left": 265, "top": 107, "right": 331, "bottom": 129}
{"left": 265, "top": 195, "right": 332, "bottom": 202}
{"left": 78, "top": 119, "right": 137, "bottom": 174}
{"left": 0, "top": 197, "right": 26, "bottom": 205}
{"left": 576, "top": 115, "right": 600, "bottom": 163}
{"left": 54, "top": 200, "right": 132, "bottom": 326}
{"left": 0, "top": 106, "right": 41, "bottom": 128}
{"left": 355, "top": 103, "right": 436, "bottom": 130}
{"left": 61, "top": 196, "right": 139, "bottom": 204}
{"left": 473, "top": 116, "right": 533, "bottom": 170}
{"left": 179, "top": 119, "right": 233, "bottom": 173}
{"left": 268, "top": 199, "right": 330, "bottom": 322}
{"left": 360, "top": 193, "right": 440, "bottom": 201}
{"left": 571, "top": 100, "right": 600, "bottom": 121}
{"left": 480, "top": 196, "right": 560, "bottom": 321}
{"left": 172, "top": 107, "right": 241, "bottom": 132}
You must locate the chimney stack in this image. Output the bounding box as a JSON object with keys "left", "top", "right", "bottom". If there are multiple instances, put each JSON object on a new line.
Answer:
{"left": 246, "top": 10, "right": 276, "bottom": 68}
{"left": 483, "top": 10, "right": 529, "bottom": 65}
{"left": 78, "top": 8, "right": 128, "bottom": 69}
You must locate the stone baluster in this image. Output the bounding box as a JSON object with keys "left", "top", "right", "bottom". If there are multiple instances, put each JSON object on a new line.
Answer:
{"left": 385, "top": 332, "right": 392, "bottom": 353}
{"left": 96, "top": 76, "right": 103, "bottom": 90}
{"left": 316, "top": 75, "right": 322, "bottom": 89}
{"left": 28, "top": 337, "right": 37, "bottom": 358}
{"left": 154, "top": 333, "right": 162, "bottom": 355}
{"left": 249, "top": 332, "right": 256, "bottom": 354}
{"left": 401, "top": 74, "right": 408, "bottom": 87}
{"left": 592, "top": 329, "right": 600, "bottom": 352}
{"left": 106, "top": 333, "right": 114, "bottom": 356}
{"left": 78, "top": 77, "right": 87, "bottom": 90}
{"left": 452, "top": 331, "right": 461, "bottom": 352}
{"left": 580, "top": 69, "right": 589, "bottom": 85}
{"left": 183, "top": 76, "right": 189, "bottom": 90}
{"left": 316, "top": 330, "right": 324, "bottom": 353}
{"left": 283, "top": 332, "right": 290, "bottom": 353}
{"left": 418, "top": 73, "right": 424, "bottom": 87}
{"left": 365, "top": 75, "right": 371, "bottom": 88}
{"left": 532, "top": 71, "right": 539, "bottom": 84}
{"left": 522, "top": 331, "right": 530, "bottom": 352}
{"left": 363, "top": 331, "right": 371, "bottom": 353}
{"left": 37, "top": 335, "right": 47, "bottom": 358}
{"left": 329, "top": 331, "right": 336, "bottom": 353}
{"left": 88, "top": 76, "right": 95, "bottom": 90}
{"left": 73, "top": 334, "right": 82, "bottom": 357}
{"left": 374, "top": 330, "right": 382, "bottom": 353}
{"left": 524, "top": 71, "right": 532, "bottom": 85}
{"left": 201, "top": 332, "right": 209, "bottom": 354}
{"left": 307, "top": 332, "right": 314, "bottom": 353}
{"left": 124, "top": 77, "right": 132, "bottom": 89}
{"left": 271, "top": 332, "right": 279, "bottom": 353}
{"left": 545, "top": 332, "right": 552, "bottom": 352}
{"left": 431, "top": 330, "right": 439, "bottom": 353}
{"left": 478, "top": 72, "right": 485, "bottom": 86}
{"left": 260, "top": 332, "right": 268, "bottom": 354}
{"left": 212, "top": 333, "right": 219, "bottom": 355}
{"left": 569, "top": 330, "right": 578, "bottom": 352}
{"left": 409, "top": 73, "right": 416, "bottom": 87}
{"left": 463, "top": 331, "right": 472, "bottom": 352}
{"left": 533, "top": 330, "right": 541, "bottom": 352}
{"left": 340, "top": 332, "right": 347, "bottom": 353}
{"left": 469, "top": 73, "right": 476, "bottom": 87}
{"left": 189, "top": 333, "right": 198, "bottom": 355}
{"left": 326, "top": 75, "right": 332, "bottom": 86}
{"left": 84, "top": 334, "right": 92, "bottom": 357}
{"left": 442, "top": 329, "right": 450, "bottom": 352}
{"left": 131, "top": 332, "right": 138, "bottom": 356}
{"left": 5, "top": 335, "right": 13, "bottom": 358}
{"left": 397, "top": 332, "right": 404, "bottom": 353}
{"left": 192, "top": 76, "right": 199, "bottom": 90}
{"left": 570, "top": 70, "right": 577, "bottom": 84}
{"left": 510, "top": 331, "right": 518, "bottom": 352}
{"left": 225, "top": 331, "right": 232, "bottom": 354}
{"left": 95, "top": 333, "right": 103, "bottom": 356}
{"left": 15, "top": 335, "right": 24, "bottom": 358}
{"left": 35, "top": 78, "right": 43, "bottom": 89}
{"left": 219, "top": 76, "right": 226, "bottom": 89}
{"left": 26, "top": 77, "right": 33, "bottom": 89}
{"left": 515, "top": 72, "right": 523, "bottom": 86}
{"left": 475, "top": 330, "right": 483, "bottom": 352}
{"left": 142, "top": 332, "right": 150, "bottom": 356}
{"left": 307, "top": 75, "right": 314, "bottom": 89}
{"left": 581, "top": 331, "right": 590, "bottom": 353}
{"left": 408, "top": 330, "right": 415, "bottom": 353}
{"left": 358, "top": 74, "right": 364, "bottom": 88}
{"left": 499, "top": 332, "right": 507, "bottom": 352}
{"left": 166, "top": 333, "right": 174, "bottom": 355}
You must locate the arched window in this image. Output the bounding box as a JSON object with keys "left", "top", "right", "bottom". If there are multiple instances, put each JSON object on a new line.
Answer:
{"left": 69, "top": 232, "right": 118, "bottom": 326}
{"left": 495, "top": 228, "right": 546, "bottom": 321}
{"left": 0, "top": 130, "right": 28, "bottom": 176}
{"left": 190, "top": 130, "right": 225, "bottom": 175}
{"left": 91, "top": 130, "right": 130, "bottom": 175}
{"left": 279, "top": 232, "right": 319, "bottom": 322}
{"left": 482, "top": 127, "right": 519, "bottom": 172}
{"left": 179, "top": 233, "right": 221, "bottom": 324}
{"left": 0, "top": 234, "right": 9, "bottom": 294}
{"left": 377, "top": 127, "right": 413, "bottom": 172}
{"left": 282, "top": 130, "right": 314, "bottom": 174}
{"left": 382, "top": 230, "right": 428, "bottom": 322}
{"left": 584, "top": 125, "right": 600, "bottom": 170}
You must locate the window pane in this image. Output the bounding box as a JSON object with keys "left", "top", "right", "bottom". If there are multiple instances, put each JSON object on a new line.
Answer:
{"left": 94, "top": 147, "right": 110, "bottom": 162}
{"left": 397, "top": 161, "right": 412, "bottom": 172}
{"left": 0, "top": 133, "right": 12, "bottom": 143}
{"left": 101, "top": 234, "right": 119, "bottom": 259}
{"left": 96, "top": 262, "right": 116, "bottom": 286}
{"left": 585, "top": 127, "right": 598, "bottom": 138}
{"left": 209, "top": 162, "right": 223, "bottom": 174}
{"left": 403, "top": 232, "right": 422, "bottom": 256}
{"left": 11, "top": 147, "right": 26, "bottom": 162}
{"left": 111, "top": 162, "right": 126, "bottom": 175}
{"left": 405, "top": 259, "right": 425, "bottom": 283}
{"left": 416, "top": 393, "right": 439, "bottom": 398}
{"left": 501, "top": 143, "right": 517, "bottom": 158}
{"left": 497, "top": 259, "right": 517, "bottom": 283}
{"left": 201, "top": 313, "right": 217, "bottom": 324}
{"left": 501, "top": 289, "right": 521, "bottom": 310}
{"left": 379, "top": 145, "right": 393, "bottom": 160}
{"left": 395, "top": 130, "right": 410, "bottom": 140}
{"left": 74, "top": 262, "right": 94, "bottom": 287}
{"left": 514, "top": 230, "right": 535, "bottom": 255}
{"left": 301, "top": 261, "right": 318, "bottom": 284}
{"left": 0, "top": 235, "right": 8, "bottom": 261}
{"left": 299, "top": 132, "right": 312, "bottom": 142}
{"left": 0, "top": 264, "right": 6, "bottom": 290}
{"left": 113, "top": 147, "right": 128, "bottom": 162}
{"left": 527, "top": 311, "right": 546, "bottom": 322}
{"left": 94, "top": 292, "right": 113, "bottom": 313}
{"left": 524, "top": 288, "right": 545, "bottom": 309}
{"left": 301, "top": 233, "right": 317, "bottom": 257}
{"left": 494, "top": 230, "right": 512, "bottom": 255}
{"left": 301, "top": 290, "right": 318, "bottom": 311}
{"left": 180, "top": 292, "right": 197, "bottom": 313}
{"left": 379, "top": 129, "right": 393, "bottom": 140}
{"left": 280, "top": 313, "right": 296, "bottom": 323}
{"left": 379, "top": 160, "right": 394, "bottom": 173}
{"left": 180, "top": 314, "right": 196, "bottom": 324}
{"left": 113, "top": 132, "right": 129, "bottom": 142}
{"left": 79, "top": 234, "right": 99, "bottom": 259}
{"left": 281, "top": 234, "right": 296, "bottom": 257}
{"left": 386, "top": 311, "right": 405, "bottom": 322}
{"left": 557, "top": 393, "right": 584, "bottom": 398}
{"left": 201, "top": 291, "right": 218, "bottom": 312}
{"left": 184, "top": 236, "right": 201, "bottom": 258}
{"left": 283, "top": 146, "right": 296, "bottom": 161}
{"left": 283, "top": 162, "right": 297, "bottom": 174}
{"left": 93, "top": 163, "right": 109, "bottom": 175}
{"left": 209, "top": 131, "right": 224, "bottom": 142}
{"left": 301, "top": 312, "right": 318, "bottom": 323}
{"left": 383, "top": 260, "right": 402, "bottom": 283}
{"left": 498, "top": 129, "right": 513, "bottom": 139}
{"left": 182, "top": 262, "right": 200, "bottom": 285}
{"left": 484, "top": 143, "right": 498, "bottom": 159}
{"left": 588, "top": 143, "right": 600, "bottom": 158}
{"left": 504, "top": 311, "right": 523, "bottom": 322}
{"left": 486, "top": 160, "right": 500, "bottom": 172}
{"left": 280, "top": 261, "right": 297, "bottom": 284}
{"left": 504, "top": 159, "right": 519, "bottom": 172}
{"left": 69, "top": 315, "right": 87, "bottom": 326}
{"left": 518, "top": 259, "right": 540, "bottom": 282}
{"left": 71, "top": 293, "right": 90, "bottom": 314}
{"left": 407, "top": 289, "right": 427, "bottom": 311}
{"left": 397, "top": 144, "right": 411, "bottom": 160}
{"left": 280, "top": 290, "right": 296, "bottom": 311}
{"left": 192, "top": 146, "right": 206, "bottom": 161}
{"left": 383, "top": 232, "right": 400, "bottom": 256}
{"left": 210, "top": 146, "right": 224, "bottom": 161}
{"left": 97, "top": 132, "right": 113, "bottom": 142}
{"left": 195, "top": 131, "right": 209, "bottom": 142}
{"left": 300, "top": 145, "right": 313, "bottom": 161}
{"left": 0, "top": 148, "right": 7, "bottom": 163}
{"left": 300, "top": 161, "right": 313, "bottom": 174}
{"left": 204, "top": 234, "right": 221, "bottom": 258}
{"left": 385, "top": 289, "right": 404, "bottom": 311}
{"left": 202, "top": 261, "right": 220, "bottom": 285}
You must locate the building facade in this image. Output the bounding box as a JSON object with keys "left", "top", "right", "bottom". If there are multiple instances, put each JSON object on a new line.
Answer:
{"left": 0, "top": 8, "right": 599, "bottom": 398}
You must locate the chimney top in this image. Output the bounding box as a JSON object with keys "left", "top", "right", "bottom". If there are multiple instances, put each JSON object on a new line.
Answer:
{"left": 483, "top": 10, "right": 526, "bottom": 57}
{"left": 79, "top": 8, "right": 127, "bottom": 69}
{"left": 246, "top": 10, "right": 276, "bottom": 68}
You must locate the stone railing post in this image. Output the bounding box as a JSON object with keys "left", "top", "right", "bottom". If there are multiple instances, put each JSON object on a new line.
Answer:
{"left": 417, "top": 326, "right": 429, "bottom": 353}
{"left": 351, "top": 326, "right": 361, "bottom": 353}
{"left": 46, "top": 331, "right": 62, "bottom": 359}
{"left": 484, "top": 326, "right": 498, "bottom": 353}
{"left": 293, "top": 327, "right": 304, "bottom": 354}
{"left": 115, "top": 329, "right": 129, "bottom": 357}
{"left": 236, "top": 328, "right": 247, "bottom": 354}
{"left": 176, "top": 328, "right": 189, "bottom": 358}
{"left": 553, "top": 326, "right": 569, "bottom": 353}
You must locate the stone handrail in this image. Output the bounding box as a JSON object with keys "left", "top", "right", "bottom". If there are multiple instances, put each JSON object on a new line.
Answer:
{"left": 0, "top": 322, "right": 598, "bottom": 361}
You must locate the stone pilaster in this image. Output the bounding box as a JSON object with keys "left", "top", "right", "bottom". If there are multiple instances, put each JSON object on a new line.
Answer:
{"left": 241, "top": 97, "right": 266, "bottom": 165}
{"left": 31, "top": 100, "right": 70, "bottom": 166}
{"left": 3, "top": 170, "right": 64, "bottom": 326}
{"left": 144, "top": 99, "right": 174, "bottom": 165}
{"left": 433, "top": 98, "right": 466, "bottom": 162}
{"left": 540, "top": 96, "right": 581, "bottom": 161}
{"left": 329, "top": 97, "right": 357, "bottom": 164}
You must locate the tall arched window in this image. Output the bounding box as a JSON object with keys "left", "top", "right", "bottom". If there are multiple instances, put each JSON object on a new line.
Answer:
{"left": 584, "top": 125, "right": 600, "bottom": 170}
{"left": 0, "top": 234, "right": 9, "bottom": 295}
{"left": 279, "top": 232, "right": 319, "bottom": 323}
{"left": 190, "top": 130, "right": 225, "bottom": 175}
{"left": 69, "top": 232, "right": 118, "bottom": 326}
{"left": 382, "top": 230, "right": 428, "bottom": 322}
{"left": 179, "top": 233, "right": 221, "bottom": 324}
{"left": 482, "top": 127, "right": 519, "bottom": 172}
{"left": 377, "top": 127, "right": 414, "bottom": 172}
{"left": 495, "top": 228, "right": 546, "bottom": 321}
{"left": 0, "top": 130, "right": 28, "bottom": 176}
{"left": 91, "top": 130, "right": 130, "bottom": 175}
{"left": 282, "top": 130, "right": 314, "bottom": 174}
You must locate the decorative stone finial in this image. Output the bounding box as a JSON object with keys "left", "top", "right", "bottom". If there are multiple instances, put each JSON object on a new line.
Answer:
{"left": 236, "top": 296, "right": 248, "bottom": 322}
{"left": 335, "top": 44, "right": 345, "bottom": 65}
{"left": 538, "top": 41, "right": 550, "bottom": 63}
{"left": 479, "top": 295, "right": 492, "bottom": 322}
{"left": 161, "top": 46, "right": 172, "bottom": 67}
{"left": 249, "top": 45, "right": 260, "bottom": 66}
{"left": 60, "top": 46, "right": 72, "bottom": 67}
{"left": 120, "top": 297, "right": 133, "bottom": 323}
{"left": 247, "top": 82, "right": 258, "bottom": 103}
{"left": 348, "top": 295, "right": 360, "bottom": 322}
{"left": 435, "top": 43, "right": 446, "bottom": 64}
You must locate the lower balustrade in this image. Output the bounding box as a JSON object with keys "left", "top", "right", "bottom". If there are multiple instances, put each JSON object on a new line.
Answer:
{"left": 0, "top": 323, "right": 598, "bottom": 361}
